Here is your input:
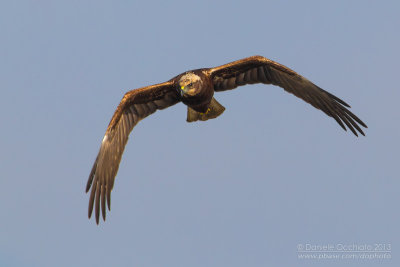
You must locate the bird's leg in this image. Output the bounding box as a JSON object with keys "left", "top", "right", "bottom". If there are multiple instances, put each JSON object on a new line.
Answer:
{"left": 199, "top": 108, "right": 211, "bottom": 115}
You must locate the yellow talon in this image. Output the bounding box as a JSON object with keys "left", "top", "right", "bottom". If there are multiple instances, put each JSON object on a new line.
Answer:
{"left": 200, "top": 108, "right": 211, "bottom": 115}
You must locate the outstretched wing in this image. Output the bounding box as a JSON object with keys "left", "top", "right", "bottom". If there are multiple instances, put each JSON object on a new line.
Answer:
{"left": 86, "top": 81, "right": 180, "bottom": 224}
{"left": 209, "top": 55, "right": 367, "bottom": 136}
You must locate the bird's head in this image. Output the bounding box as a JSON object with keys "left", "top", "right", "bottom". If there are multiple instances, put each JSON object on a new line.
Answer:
{"left": 178, "top": 73, "right": 202, "bottom": 97}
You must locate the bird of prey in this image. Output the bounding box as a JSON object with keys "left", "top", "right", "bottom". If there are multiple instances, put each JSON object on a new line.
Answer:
{"left": 86, "top": 55, "right": 367, "bottom": 224}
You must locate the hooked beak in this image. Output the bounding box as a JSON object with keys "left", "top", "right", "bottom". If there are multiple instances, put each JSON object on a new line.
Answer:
{"left": 180, "top": 85, "right": 186, "bottom": 96}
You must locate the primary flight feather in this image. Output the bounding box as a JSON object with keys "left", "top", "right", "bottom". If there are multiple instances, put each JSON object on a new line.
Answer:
{"left": 86, "top": 55, "right": 367, "bottom": 224}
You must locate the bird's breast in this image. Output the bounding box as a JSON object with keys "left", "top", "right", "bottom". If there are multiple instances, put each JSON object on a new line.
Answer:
{"left": 182, "top": 83, "right": 214, "bottom": 112}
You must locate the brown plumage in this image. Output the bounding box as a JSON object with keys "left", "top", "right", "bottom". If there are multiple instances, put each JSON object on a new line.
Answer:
{"left": 86, "top": 55, "right": 367, "bottom": 224}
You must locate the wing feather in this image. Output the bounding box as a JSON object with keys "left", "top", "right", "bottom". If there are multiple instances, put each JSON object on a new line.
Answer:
{"left": 86, "top": 81, "right": 180, "bottom": 223}
{"left": 209, "top": 55, "right": 367, "bottom": 135}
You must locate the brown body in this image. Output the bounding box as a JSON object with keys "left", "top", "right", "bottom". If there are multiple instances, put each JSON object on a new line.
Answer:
{"left": 86, "top": 55, "right": 367, "bottom": 224}
{"left": 178, "top": 70, "right": 214, "bottom": 113}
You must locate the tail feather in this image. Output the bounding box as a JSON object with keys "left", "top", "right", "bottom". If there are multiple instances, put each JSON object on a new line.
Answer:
{"left": 187, "top": 98, "right": 225, "bottom": 122}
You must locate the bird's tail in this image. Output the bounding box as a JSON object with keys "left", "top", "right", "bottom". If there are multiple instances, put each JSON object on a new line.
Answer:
{"left": 187, "top": 97, "right": 225, "bottom": 122}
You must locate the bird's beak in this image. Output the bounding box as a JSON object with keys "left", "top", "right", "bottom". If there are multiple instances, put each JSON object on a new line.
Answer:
{"left": 180, "top": 86, "right": 186, "bottom": 96}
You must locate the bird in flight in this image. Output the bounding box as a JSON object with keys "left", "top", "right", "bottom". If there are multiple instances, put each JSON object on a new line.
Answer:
{"left": 86, "top": 55, "right": 367, "bottom": 224}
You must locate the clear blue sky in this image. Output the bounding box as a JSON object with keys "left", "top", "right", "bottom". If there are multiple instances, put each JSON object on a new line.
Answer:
{"left": 1, "top": 1, "right": 399, "bottom": 266}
